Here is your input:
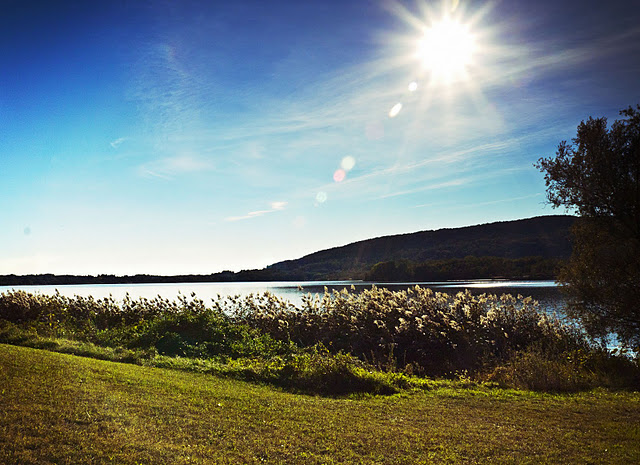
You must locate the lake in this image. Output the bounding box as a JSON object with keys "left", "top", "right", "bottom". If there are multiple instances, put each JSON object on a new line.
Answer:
{"left": 0, "top": 280, "right": 566, "bottom": 314}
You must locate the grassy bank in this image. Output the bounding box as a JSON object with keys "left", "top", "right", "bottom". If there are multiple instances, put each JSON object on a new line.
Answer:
{"left": 1, "top": 288, "right": 638, "bottom": 394}
{"left": 1, "top": 344, "right": 639, "bottom": 464}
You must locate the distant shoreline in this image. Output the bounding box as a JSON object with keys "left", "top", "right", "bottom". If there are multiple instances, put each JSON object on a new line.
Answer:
{"left": 0, "top": 272, "right": 262, "bottom": 286}
{"left": 1, "top": 216, "right": 573, "bottom": 286}
{"left": 0, "top": 272, "right": 559, "bottom": 287}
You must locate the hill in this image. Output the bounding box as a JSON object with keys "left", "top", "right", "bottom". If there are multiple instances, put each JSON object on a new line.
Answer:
{"left": 0, "top": 215, "right": 576, "bottom": 285}
{"left": 267, "top": 215, "right": 576, "bottom": 280}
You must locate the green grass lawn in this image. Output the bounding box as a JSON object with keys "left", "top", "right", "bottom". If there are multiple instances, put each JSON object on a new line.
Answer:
{"left": 1, "top": 343, "right": 639, "bottom": 464}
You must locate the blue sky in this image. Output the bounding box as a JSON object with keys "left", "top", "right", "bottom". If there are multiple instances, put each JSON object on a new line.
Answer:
{"left": 2, "top": 0, "right": 639, "bottom": 275}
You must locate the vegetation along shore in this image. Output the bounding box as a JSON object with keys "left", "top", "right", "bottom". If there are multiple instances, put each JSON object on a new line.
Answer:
{"left": 1, "top": 286, "right": 639, "bottom": 463}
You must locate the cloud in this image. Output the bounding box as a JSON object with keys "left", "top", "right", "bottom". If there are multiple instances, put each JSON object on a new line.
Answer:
{"left": 412, "top": 193, "right": 544, "bottom": 210}
{"left": 475, "top": 22, "right": 640, "bottom": 92}
{"left": 295, "top": 135, "right": 530, "bottom": 206}
{"left": 376, "top": 178, "right": 468, "bottom": 199}
{"left": 270, "top": 201, "right": 287, "bottom": 211}
{"left": 138, "top": 153, "right": 214, "bottom": 179}
{"left": 110, "top": 137, "right": 127, "bottom": 149}
{"left": 125, "top": 10, "right": 639, "bottom": 212}
{"left": 377, "top": 165, "right": 531, "bottom": 200}
{"left": 225, "top": 201, "right": 288, "bottom": 222}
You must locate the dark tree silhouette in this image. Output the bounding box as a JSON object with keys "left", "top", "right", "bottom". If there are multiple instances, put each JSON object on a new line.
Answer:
{"left": 536, "top": 105, "right": 640, "bottom": 350}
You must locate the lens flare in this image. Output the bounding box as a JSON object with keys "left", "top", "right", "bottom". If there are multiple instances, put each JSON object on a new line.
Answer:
{"left": 340, "top": 156, "right": 356, "bottom": 171}
{"left": 389, "top": 103, "right": 403, "bottom": 118}
{"left": 408, "top": 81, "right": 418, "bottom": 92}
{"left": 333, "top": 169, "right": 346, "bottom": 182}
{"left": 316, "top": 191, "right": 328, "bottom": 203}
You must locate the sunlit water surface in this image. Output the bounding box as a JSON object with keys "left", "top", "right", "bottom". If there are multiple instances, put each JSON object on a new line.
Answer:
{"left": 0, "top": 280, "right": 565, "bottom": 314}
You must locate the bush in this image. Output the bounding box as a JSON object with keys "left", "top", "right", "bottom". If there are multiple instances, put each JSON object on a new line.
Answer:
{"left": 221, "top": 344, "right": 400, "bottom": 396}
{"left": 486, "top": 347, "right": 640, "bottom": 392}
{"left": 230, "top": 286, "right": 588, "bottom": 377}
{"left": 486, "top": 349, "right": 595, "bottom": 392}
{"left": 127, "top": 308, "right": 292, "bottom": 359}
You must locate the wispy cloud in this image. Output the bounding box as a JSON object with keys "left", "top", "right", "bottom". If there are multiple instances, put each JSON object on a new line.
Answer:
{"left": 138, "top": 153, "right": 214, "bottom": 179}
{"left": 126, "top": 7, "right": 640, "bottom": 210}
{"left": 373, "top": 165, "right": 529, "bottom": 200}
{"left": 110, "top": 137, "right": 127, "bottom": 149}
{"left": 475, "top": 22, "right": 640, "bottom": 92}
{"left": 128, "top": 42, "right": 211, "bottom": 140}
{"left": 413, "top": 193, "right": 544, "bottom": 210}
{"left": 225, "top": 201, "right": 287, "bottom": 222}
{"left": 376, "top": 178, "right": 468, "bottom": 200}
{"left": 298, "top": 135, "right": 534, "bottom": 205}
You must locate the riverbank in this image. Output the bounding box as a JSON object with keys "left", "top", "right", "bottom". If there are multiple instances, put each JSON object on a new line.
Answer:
{"left": 2, "top": 287, "right": 637, "bottom": 392}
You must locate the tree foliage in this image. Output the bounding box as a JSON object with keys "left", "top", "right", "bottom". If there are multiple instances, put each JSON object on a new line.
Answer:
{"left": 536, "top": 105, "right": 640, "bottom": 350}
{"left": 365, "top": 256, "right": 562, "bottom": 282}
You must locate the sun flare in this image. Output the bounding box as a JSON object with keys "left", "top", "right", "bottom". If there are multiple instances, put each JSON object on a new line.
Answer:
{"left": 417, "top": 17, "right": 476, "bottom": 82}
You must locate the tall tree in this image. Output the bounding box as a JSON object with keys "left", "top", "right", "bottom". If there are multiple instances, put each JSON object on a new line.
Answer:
{"left": 536, "top": 105, "right": 640, "bottom": 350}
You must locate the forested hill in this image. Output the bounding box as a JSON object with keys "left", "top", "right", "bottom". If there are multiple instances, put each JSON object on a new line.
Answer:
{"left": 267, "top": 215, "right": 576, "bottom": 280}
{"left": 0, "top": 215, "right": 576, "bottom": 285}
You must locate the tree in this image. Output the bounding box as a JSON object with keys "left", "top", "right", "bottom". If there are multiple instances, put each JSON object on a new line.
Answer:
{"left": 535, "top": 105, "right": 640, "bottom": 350}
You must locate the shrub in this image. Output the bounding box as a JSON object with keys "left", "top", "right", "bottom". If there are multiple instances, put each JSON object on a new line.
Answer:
{"left": 222, "top": 344, "right": 399, "bottom": 396}
{"left": 485, "top": 349, "right": 596, "bottom": 392}
{"left": 231, "top": 286, "right": 588, "bottom": 377}
{"left": 129, "top": 308, "right": 291, "bottom": 359}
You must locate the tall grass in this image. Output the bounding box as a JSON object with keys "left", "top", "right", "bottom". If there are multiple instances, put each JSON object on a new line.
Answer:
{"left": 229, "top": 286, "right": 587, "bottom": 375}
{"left": 1, "top": 287, "right": 637, "bottom": 393}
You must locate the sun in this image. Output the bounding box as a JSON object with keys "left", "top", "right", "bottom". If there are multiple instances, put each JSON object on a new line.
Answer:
{"left": 416, "top": 17, "right": 476, "bottom": 83}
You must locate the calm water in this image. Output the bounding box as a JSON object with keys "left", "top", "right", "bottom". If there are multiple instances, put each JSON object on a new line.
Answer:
{"left": 0, "top": 280, "right": 566, "bottom": 314}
